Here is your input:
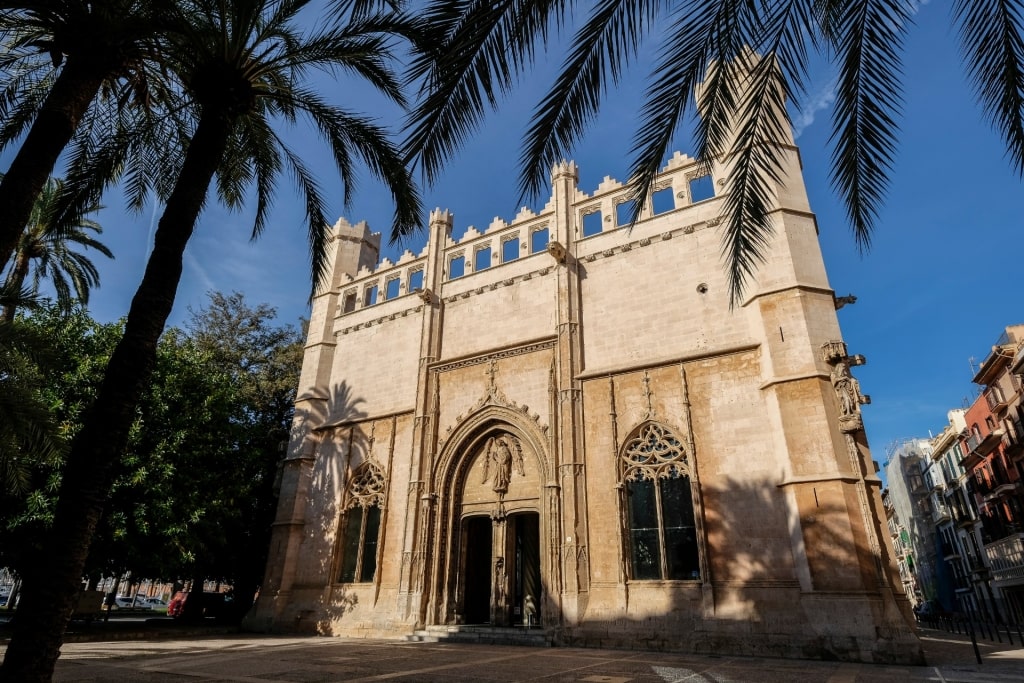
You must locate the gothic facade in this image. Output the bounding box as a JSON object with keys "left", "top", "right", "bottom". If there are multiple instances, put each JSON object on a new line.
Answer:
{"left": 246, "top": 109, "right": 920, "bottom": 663}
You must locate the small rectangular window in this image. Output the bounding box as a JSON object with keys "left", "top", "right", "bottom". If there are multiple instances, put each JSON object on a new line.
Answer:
{"left": 502, "top": 237, "right": 520, "bottom": 262}
{"left": 652, "top": 187, "right": 675, "bottom": 214}
{"left": 408, "top": 268, "right": 424, "bottom": 292}
{"left": 385, "top": 277, "right": 400, "bottom": 300}
{"left": 449, "top": 254, "right": 465, "bottom": 279}
{"left": 530, "top": 227, "right": 549, "bottom": 254}
{"left": 342, "top": 291, "right": 357, "bottom": 313}
{"left": 475, "top": 246, "right": 492, "bottom": 272}
{"left": 582, "top": 211, "right": 602, "bottom": 237}
{"left": 689, "top": 175, "right": 714, "bottom": 202}
{"left": 364, "top": 285, "right": 378, "bottom": 306}
{"left": 616, "top": 200, "right": 637, "bottom": 227}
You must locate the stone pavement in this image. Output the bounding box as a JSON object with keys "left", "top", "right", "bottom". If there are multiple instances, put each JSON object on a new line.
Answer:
{"left": 2, "top": 625, "right": 1023, "bottom": 682}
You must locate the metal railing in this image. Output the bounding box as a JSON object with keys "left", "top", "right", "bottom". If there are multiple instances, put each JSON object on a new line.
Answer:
{"left": 916, "top": 609, "right": 1024, "bottom": 665}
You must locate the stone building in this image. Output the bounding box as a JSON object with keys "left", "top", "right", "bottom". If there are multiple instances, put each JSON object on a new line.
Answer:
{"left": 246, "top": 84, "right": 920, "bottom": 663}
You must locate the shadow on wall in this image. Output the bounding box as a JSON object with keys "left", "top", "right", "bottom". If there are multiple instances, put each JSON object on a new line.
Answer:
{"left": 558, "top": 475, "right": 912, "bottom": 662}
{"left": 294, "top": 380, "right": 372, "bottom": 633}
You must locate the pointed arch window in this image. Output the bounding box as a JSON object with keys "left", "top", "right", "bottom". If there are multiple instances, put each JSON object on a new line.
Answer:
{"left": 620, "top": 423, "right": 700, "bottom": 581}
{"left": 338, "top": 462, "right": 385, "bottom": 583}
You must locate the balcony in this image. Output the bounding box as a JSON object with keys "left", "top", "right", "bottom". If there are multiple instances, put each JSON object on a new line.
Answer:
{"left": 961, "top": 436, "right": 984, "bottom": 469}
{"left": 953, "top": 507, "right": 976, "bottom": 528}
{"left": 984, "top": 532, "right": 1024, "bottom": 584}
{"left": 980, "top": 460, "right": 1020, "bottom": 500}
{"left": 984, "top": 385, "right": 1009, "bottom": 413}
{"left": 961, "top": 430, "right": 1005, "bottom": 469}
{"left": 908, "top": 474, "right": 926, "bottom": 495}
{"left": 977, "top": 429, "right": 1005, "bottom": 456}
{"left": 941, "top": 539, "right": 961, "bottom": 560}
{"left": 932, "top": 500, "right": 952, "bottom": 523}
{"left": 1005, "top": 417, "right": 1024, "bottom": 458}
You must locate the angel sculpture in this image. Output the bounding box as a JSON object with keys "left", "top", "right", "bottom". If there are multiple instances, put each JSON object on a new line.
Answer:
{"left": 481, "top": 434, "right": 525, "bottom": 494}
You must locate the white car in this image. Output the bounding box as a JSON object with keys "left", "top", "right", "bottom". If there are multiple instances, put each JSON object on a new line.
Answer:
{"left": 112, "top": 596, "right": 142, "bottom": 609}
{"left": 142, "top": 597, "right": 168, "bottom": 610}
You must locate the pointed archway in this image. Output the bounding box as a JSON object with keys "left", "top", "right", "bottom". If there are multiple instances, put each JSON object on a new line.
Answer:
{"left": 426, "top": 407, "right": 555, "bottom": 628}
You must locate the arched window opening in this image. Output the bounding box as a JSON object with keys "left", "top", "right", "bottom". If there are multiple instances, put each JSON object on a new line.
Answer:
{"left": 338, "top": 462, "right": 385, "bottom": 583}
{"left": 621, "top": 423, "right": 700, "bottom": 581}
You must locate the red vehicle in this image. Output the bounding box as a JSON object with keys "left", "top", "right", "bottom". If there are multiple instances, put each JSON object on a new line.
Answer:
{"left": 167, "top": 591, "right": 228, "bottom": 619}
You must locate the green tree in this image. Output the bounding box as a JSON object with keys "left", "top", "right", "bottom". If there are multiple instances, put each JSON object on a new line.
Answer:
{"left": 0, "top": 298, "right": 299, "bottom": 621}
{"left": 168, "top": 292, "right": 303, "bottom": 620}
{"left": 407, "top": 0, "right": 1024, "bottom": 302}
{"left": 0, "top": 306, "right": 118, "bottom": 575}
{"left": 0, "top": 0, "right": 180, "bottom": 270}
{"left": 0, "top": 1, "right": 423, "bottom": 678}
{"left": 1, "top": 176, "right": 112, "bottom": 323}
{"left": 0, "top": 295, "right": 64, "bottom": 495}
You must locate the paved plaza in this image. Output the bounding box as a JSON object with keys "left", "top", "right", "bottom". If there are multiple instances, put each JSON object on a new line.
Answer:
{"left": 2, "top": 625, "right": 1021, "bottom": 682}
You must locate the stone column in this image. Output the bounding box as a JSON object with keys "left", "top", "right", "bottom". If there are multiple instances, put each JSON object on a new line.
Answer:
{"left": 399, "top": 209, "right": 451, "bottom": 626}
{"left": 490, "top": 512, "right": 509, "bottom": 626}
{"left": 550, "top": 161, "right": 590, "bottom": 623}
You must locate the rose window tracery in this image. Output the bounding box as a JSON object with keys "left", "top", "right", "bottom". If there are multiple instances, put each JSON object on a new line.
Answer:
{"left": 345, "top": 462, "right": 386, "bottom": 510}
{"left": 621, "top": 423, "right": 690, "bottom": 481}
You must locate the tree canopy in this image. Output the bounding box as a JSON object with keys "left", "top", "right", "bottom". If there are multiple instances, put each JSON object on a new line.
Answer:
{"left": 0, "top": 294, "right": 302, "bottom": 612}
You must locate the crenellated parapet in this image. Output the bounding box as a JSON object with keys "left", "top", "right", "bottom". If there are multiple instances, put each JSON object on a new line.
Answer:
{"left": 326, "top": 151, "right": 722, "bottom": 330}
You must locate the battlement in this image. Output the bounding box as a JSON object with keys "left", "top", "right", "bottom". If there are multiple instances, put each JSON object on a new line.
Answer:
{"left": 328, "top": 150, "right": 727, "bottom": 321}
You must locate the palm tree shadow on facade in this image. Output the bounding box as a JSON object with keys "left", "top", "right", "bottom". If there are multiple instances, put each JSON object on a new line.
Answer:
{"left": 253, "top": 380, "right": 371, "bottom": 633}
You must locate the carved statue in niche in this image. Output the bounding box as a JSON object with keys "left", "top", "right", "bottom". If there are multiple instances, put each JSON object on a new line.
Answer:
{"left": 821, "top": 341, "right": 871, "bottom": 433}
{"left": 481, "top": 433, "right": 525, "bottom": 495}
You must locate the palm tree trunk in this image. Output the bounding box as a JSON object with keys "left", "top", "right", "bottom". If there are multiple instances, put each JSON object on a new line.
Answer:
{"left": 0, "top": 56, "right": 107, "bottom": 270}
{"left": 0, "top": 112, "right": 233, "bottom": 683}
{"left": 1, "top": 251, "right": 32, "bottom": 323}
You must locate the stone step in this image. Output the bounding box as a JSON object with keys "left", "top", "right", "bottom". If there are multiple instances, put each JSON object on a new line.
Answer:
{"left": 405, "top": 625, "right": 552, "bottom": 647}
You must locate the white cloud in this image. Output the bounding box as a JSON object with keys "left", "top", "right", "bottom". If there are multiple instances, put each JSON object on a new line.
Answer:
{"left": 793, "top": 79, "right": 837, "bottom": 139}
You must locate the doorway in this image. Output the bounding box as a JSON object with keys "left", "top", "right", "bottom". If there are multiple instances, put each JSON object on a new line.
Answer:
{"left": 510, "top": 512, "right": 540, "bottom": 625}
{"left": 462, "top": 516, "right": 492, "bottom": 624}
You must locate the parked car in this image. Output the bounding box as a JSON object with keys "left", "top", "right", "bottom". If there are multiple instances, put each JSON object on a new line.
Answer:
{"left": 111, "top": 595, "right": 144, "bottom": 609}
{"left": 142, "top": 596, "right": 168, "bottom": 610}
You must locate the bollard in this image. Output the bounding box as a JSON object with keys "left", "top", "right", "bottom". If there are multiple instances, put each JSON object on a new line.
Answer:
{"left": 968, "top": 615, "right": 983, "bottom": 665}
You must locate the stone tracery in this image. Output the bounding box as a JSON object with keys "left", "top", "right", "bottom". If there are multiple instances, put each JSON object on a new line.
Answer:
{"left": 620, "top": 422, "right": 690, "bottom": 481}
{"left": 345, "top": 461, "right": 386, "bottom": 510}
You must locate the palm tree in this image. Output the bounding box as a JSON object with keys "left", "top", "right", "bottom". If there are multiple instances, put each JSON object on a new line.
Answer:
{"left": 0, "top": 0, "right": 179, "bottom": 270}
{"left": 0, "top": 0, "right": 423, "bottom": 678}
{"left": 1, "top": 176, "right": 112, "bottom": 323}
{"left": 406, "top": 1, "right": 1024, "bottom": 303}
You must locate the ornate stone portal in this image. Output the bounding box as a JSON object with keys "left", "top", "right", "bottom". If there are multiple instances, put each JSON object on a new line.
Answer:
{"left": 245, "top": 60, "right": 921, "bottom": 664}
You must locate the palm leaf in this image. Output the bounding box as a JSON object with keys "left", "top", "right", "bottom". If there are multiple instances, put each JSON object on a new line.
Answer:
{"left": 955, "top": 0, "right": 1024, "bottom": 175}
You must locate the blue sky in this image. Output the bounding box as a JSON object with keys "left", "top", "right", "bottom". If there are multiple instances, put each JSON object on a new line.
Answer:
{"left": 14, "top": 2, "right": 1022, "bottom": 471}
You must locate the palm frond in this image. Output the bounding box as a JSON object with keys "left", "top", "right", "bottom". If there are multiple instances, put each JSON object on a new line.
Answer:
{"left": 828, "top": 0, "right": 911, "bottom": 250}
{"left": 404, "top": 0, "right": 566, "bottom": 184}
{"left": 238, "top": 115, "right": 283, "bottom": 241}
{"left": 287, "top": 87, "right": 422, "bottom": 241}
{"left": 519, "top": 0, "right": 665, "bottom": 201}
{"left": 626, "top": 0, "right": 746, "bottom": 229}
{"left": 954, "top": 0, "right": 1024, "bottom": 175}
